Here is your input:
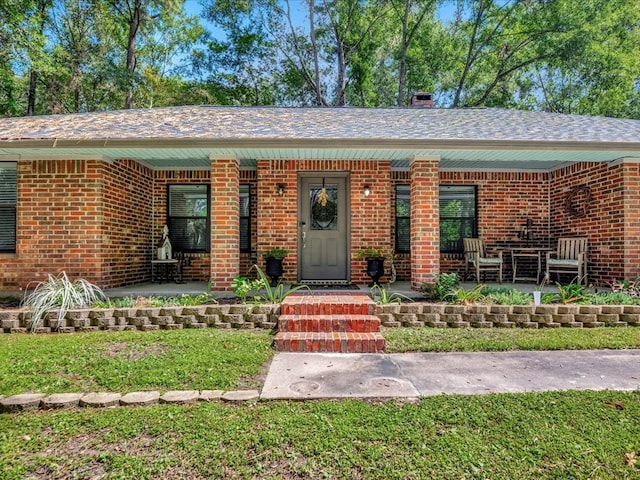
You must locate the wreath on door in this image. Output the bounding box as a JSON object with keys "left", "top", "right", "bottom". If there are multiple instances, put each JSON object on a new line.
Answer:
{"left": 312, "top": 187, "right": 337, "bottom": 228}
{"left": 565, "top": 185, "right": 591, "bottom": 218}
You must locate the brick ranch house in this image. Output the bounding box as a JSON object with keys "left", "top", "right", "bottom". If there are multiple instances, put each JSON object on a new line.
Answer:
{"left": 1, "top": 104, "right": 640, "bottom": 292}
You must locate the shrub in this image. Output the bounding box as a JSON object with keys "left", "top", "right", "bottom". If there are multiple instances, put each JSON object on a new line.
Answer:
{"left": 92, "top": 296, "right": 136, "bottom": 308}
{"left": 231, "top": 276, "right": 264, "bottom": 303}
{"left": 250, "top": 265, "right": 311, "bottom": 303}
{"left": 445, "top": 283, "right": 486, "bottom": 304}
{"left": 421, "top": 273, "right": 459, "bottom": 301}
{"left": 587, "top": 292, "right": 640, "bottom": 305}
{"left": 21, "top": 272, "right": 106, "bottom": 332}
{"left": 370, "top": 285, "right": 412, "bottom": 305}
{"left": 261, "top": 247, "right": 289, "bottom": 259}
{"left": 556, "top": 281, "right": 588, "bottom": 304}
{"left": 483, "top": 287, "right": 533, "bottom": 305}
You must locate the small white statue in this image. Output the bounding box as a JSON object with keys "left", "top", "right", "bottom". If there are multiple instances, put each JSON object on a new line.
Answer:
{"left": 159, "top": 225, "right": 172, "bottom": 260}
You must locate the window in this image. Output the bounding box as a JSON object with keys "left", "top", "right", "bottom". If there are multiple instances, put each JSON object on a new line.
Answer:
{"left": 167, "top": 184, "right": 210, "bottom": 253}
{"left": 395, "top": 185, "right": 410, "bottom": 253}
{"left": 0, "top": 162, "right": 17, "bottom": 253}
{"left": 440, "top": 185, "right": 477, "bottom": 253}
{"left": 240, "top": 184, "right": 250, "bottom": 253}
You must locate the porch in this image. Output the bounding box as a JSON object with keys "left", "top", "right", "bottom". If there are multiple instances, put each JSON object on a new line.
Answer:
{"left": 2, "top": 106, "right": 640, "bottom": 294}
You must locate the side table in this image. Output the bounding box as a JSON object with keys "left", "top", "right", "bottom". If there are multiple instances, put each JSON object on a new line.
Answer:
{"left": 510, "top": 247, "right": 552, "bottom": 284}
{"left": 151, "top": 259, "right": 180, "bottom": 284}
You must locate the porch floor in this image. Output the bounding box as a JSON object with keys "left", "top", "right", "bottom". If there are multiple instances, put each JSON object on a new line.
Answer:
{"left": 103, "top": 280, "right": 558, "bottom": 300}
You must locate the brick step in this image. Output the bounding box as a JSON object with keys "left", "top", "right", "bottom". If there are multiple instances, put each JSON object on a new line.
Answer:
{"left": 281, "top": 293, "right": 375, "bottom": 316}
{"left": 278, "top": 314, "right": 381, "bottom": 333}
{"left": 273, "top": 332, "right": 385, "bottom": 353}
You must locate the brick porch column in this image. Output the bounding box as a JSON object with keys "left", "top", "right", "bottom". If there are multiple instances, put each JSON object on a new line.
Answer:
{"left": 410, "top": 156, "right": 440, "bottom": 289}
{"left": 209, "top": 155, "right": 240, "bottom": 290}
{"left": 621, "top": 158, "right": 640, "bottom": 281}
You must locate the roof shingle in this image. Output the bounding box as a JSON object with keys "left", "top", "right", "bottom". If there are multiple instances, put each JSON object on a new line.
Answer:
{"left": 1, "top": 106, "right": 639, "bottom": 144}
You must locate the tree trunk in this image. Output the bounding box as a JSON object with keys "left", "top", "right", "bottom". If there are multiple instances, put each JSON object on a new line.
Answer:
{"left": 27, "top": 70, "right": 37, "bottom": 116}
{"left": 308, "top": 0, "right": 325, "bottom": 106}
{"left": 335, "top": 26, "right": 346, "bottom": 106}
{"left": 124, "top": 2, "right": 142, "bottom": 109}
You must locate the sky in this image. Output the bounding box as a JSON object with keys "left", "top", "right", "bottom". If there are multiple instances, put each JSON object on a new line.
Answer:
{"left": 183, "top": 0, "right": 458, "bottom": 33}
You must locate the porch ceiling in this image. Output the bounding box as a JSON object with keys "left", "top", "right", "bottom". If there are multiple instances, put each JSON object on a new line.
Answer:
{"left": 2, "top": 145, "right": 638, "bottom": 171}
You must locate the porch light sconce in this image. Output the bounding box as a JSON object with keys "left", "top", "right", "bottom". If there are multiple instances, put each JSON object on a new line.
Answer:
{"left": 363, "top": 185, "right": 371, "bottom": 197}
{"left": 277, "top": 184, "right": 285, "bottom": 196}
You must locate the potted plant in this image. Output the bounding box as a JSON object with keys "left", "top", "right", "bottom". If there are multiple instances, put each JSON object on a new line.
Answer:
{"left": 261, "top": 247, "right": 289, "bottom": 286}
{"left": 356, "top": 247, "right": 387, "bottom": 286}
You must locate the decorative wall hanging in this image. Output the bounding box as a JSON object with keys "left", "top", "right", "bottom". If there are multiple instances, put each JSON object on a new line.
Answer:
{"left": 565, "top": 185, "right": 592, "bottom": 218}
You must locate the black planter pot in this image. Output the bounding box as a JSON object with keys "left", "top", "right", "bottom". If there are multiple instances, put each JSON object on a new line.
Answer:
{"left": 365, "top": 257, "right": 385, "bottom": 287}
{"left": 264, "top": 257, "right": 284, "bottom": 287}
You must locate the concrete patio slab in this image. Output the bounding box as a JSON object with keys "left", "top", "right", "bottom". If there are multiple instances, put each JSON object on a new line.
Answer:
{"left": 261, "top": 350, "right": 640, "bottom": 400}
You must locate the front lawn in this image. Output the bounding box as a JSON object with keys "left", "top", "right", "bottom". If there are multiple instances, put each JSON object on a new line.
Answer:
{"left": 1, "top": 328, "right": 640, "bottom": 479}
{"left": 2, "top": 328, "right": 640, "bottom": 395}
{"left": 1, "top": 391, "right": 639, "bottom": 479}
{"left": 383, "top": 326, "right": 640, "bottom": 353}
{"left": 0, "top": 329, "right": 273, "bottom": 395}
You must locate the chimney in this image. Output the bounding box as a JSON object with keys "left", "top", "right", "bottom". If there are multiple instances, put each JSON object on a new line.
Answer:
{"left": 409, "top": 92, "right": 434, "bottom": 108}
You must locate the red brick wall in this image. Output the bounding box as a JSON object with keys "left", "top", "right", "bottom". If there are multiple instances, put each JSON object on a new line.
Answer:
{"left": 439, "top": 170, "right": 550, "bottom": 279}
{"left": 256, "top": 159, "right": 298, "bottom": 281}
{"left": 550, "top": 160, "right": 640, "bottom": 286}
{"left": 621, "top": 161, "right": 640, "bottom": 283}
{"left": 352, "top": 160, "right": 392, "bottom": 283}
{"left": 10, "top": 159, "right": 104, "bottom": 287}
{"left": 256, "top": 159, "right": 392, "bottom": 284}
{"left": 5, "top": 159, "right": 155, "bottom": 290}
{"left": 101, "top": 159, "right": 153, "bottom": 287}
{"left": 3, "top": 156, "right": 634, "bottom": 293}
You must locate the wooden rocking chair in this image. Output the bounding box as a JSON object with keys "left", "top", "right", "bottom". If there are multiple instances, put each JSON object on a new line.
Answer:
{"left": 463, "top": 238, "right": 503, "bottom": 283}
{"left": 545, "top": 237, "right": 588, "bottom": 285}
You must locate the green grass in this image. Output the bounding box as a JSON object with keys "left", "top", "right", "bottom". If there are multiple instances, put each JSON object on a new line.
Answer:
{"left": 383, "top": 326, "right": 640, "bottom": 353}
{"left": 1, "top": 392, "right": 639, "bottom": 479}
{"left": 0, "top": 330, "right": 273, "bottom": 395}
{"left": 2, "top": 328, "right": 640, "bottom": 479}
{"left": 2, "top": 328, "right": 640, "bottom": 395}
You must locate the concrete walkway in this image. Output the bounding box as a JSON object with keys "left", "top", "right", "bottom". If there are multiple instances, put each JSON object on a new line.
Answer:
{"left": 261, "top": 349, "right": 640, "bottom": 400}
{"left": 3, "top": 350, "right": 638, "bottom": 411}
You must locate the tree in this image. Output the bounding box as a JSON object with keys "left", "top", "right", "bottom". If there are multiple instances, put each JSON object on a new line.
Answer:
{"left": 389, "top": 0, "right": 438, "bottom": 106}
{"left": 439, "top": 0, "right": 640, "bottom": 116}
{"left": 105, "top": 0, "right": 186, "bottom": 109}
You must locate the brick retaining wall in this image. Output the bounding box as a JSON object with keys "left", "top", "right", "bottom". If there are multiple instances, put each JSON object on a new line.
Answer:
{"left": 2, "top": 303, "right": 639, "bottom": 334}
{"left": 376, "top": 303, "right": 640, "bottom": 328}
{"left": 0, "top": 304, "right": 281, "bottom": 334}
